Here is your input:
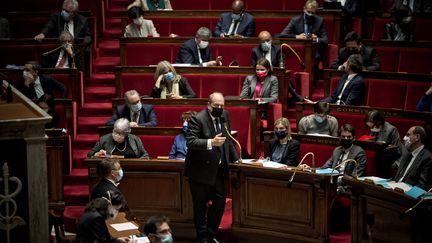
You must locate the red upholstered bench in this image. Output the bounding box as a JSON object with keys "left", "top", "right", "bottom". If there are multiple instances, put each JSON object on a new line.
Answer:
{"left": 370, "top": 17, "right": 393, "bottom": 40}
{"left": 374, "top": 47, "right": 400, "bottom": 72}
{"left": 366, "top": 79, "right": 406, "bottom": 109}
{"left": 398, "top": 48, "right": 432, "bottom": 74}
{"left": 124, "top": 43, "right": 178, "bottom": 65}
{"left": 119, "top": 73, "right": 154, "bottom": 97}
{"left": 414, "top": 19, "right": 432, "bottom": 41}
{"left": 139, "top": 135, "right": 177, "bottom": 158}
{"left": 405, "top": 81, "right": 430, "bottom": 110}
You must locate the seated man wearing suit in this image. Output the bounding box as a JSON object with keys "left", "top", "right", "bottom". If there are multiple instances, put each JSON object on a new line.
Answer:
{"left": 175, "top": 27, "right": 222, "bottom": 67}
{"left": 90, "top": 158, "right": 129, "bottom": 212}
{"left": 330, "top": 31, "right": 380, "bottom": 71}
{"left": 321, "top": 54, "right": 365, "bottom": 105}
{"left": 393, "top": 126, "right": 432, "bottom": 190}
{"left": 213, "top": 0, "right": 255, "bottom": 38}
{"left": 250, "top": 30, "right": 282, "bottom": 67}
{"left": 43, "top": 31, "right": 82, "bottom": 69}
{"left": 278, "top": 0, "right": 328, "bottom": 63}
{"left": 106, "top": 89, "right": 157, "bottom": 127}
{"left": 18, "top": 61, "right": 68, "bottom": 100}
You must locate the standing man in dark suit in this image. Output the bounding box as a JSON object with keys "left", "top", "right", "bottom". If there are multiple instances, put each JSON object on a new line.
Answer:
{"left": 394, "top": 126, "right": 432, "bottom": 190}
{"left": 18, "top": 61, "right": 68, "bottom": 100}
{"left": 90, "top": 158, "right": 129, "bottom": 212}
{"left": 34, "top": 0, "right": 91, "bottom": 49}
{"left": 321, "top": 54, "right": 365, "bottom": 105}
{"left": 185, "top": 92, "right": 239, "bottom": 243}
{"left": 391, "top": 0, "right": 432, "bottom": 13}
{"left": 278, "top": 0, "right": 328, "bottom": 59}
{"left": 250, "top": 30, "right": 282, "bottom": 67}
{"left": 330, "top": 31, "right": 380, "bottom": 71}
{"left": 213, "top": 0, "right": 255, "bottom": 38}
{"left": 175, "top": 27, "right": 222, "bottom": 67}
{"left": 106, "top": 89, "right": 157, "bottom": 127}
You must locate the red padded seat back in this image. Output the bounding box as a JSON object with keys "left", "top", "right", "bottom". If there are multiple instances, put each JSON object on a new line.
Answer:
{"left": 405, "top": 82, "right": 430, "bottom": 111}
{"left": 370, "top": 18, "right": 392, "bottom": 40}
{"left": 180, "top": 74, "right": 201, "bottom": 97}
{"left": 124, "top": 43, "right": 175, "bottom": 65}
{"left": 366, "top": 79, "right": 406, "bottom": 109}
{"left": 170, "top": 18, "right": 215, "bottom": 37}
{"left": 200, "top": 75, "right": 243, "bottom": 98}
{"left": 153, "top": 106, "right": 202, "bottom": 127}
{"left": 374, "top": 47, "right": 400, "bottom": 72}
{"left": 226, "top": 107, "right": 251, "bottom": 156}
{"left": 386, "top": 118, "right": 425, "bottom": 138}
{"left": 170, "top": 0, "right": 210, "bottom": 10}
{"left": 414, "top": 19, "right": 432, "bottom": 41}
{"left": 120, "top": 73, "right": 154, "bottom": 97}
{"left": 398, "top": 48, "right": 432, "bottom": 74}
{"left": 364, "top": 150, "right": 376, "bottom": 176}
{"left": 254, "top": 18, "right": 291, "bottom": 36}
{"left": 331, "top": 112, "right": 368, "bottom": 136}
{"left": 51, "top": 73, "right": 73, "bottom": 99}
{"left": 283, "top": 45, "right": 306, "bottom": 74}
{"left": 214, "top": 44, "right": 256, "bottom": 67}
{"left": 139, "top": 135, "right": 177, "bottom": 158}
{"left": 299, "top": 144, "right": 335, "bottom": 167}
{"left": 323, "top": 17, "right": 335, "bottom": 44}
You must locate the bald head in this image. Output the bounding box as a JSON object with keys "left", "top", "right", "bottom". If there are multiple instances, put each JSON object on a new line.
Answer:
{"left": 232, "top": 0, "right": 244, "bottom": 14}
{"left": 258, "top": 31, "right": 272, "bottom": 42}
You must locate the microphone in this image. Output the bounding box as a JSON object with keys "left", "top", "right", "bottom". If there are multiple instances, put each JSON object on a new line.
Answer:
{"left": 399, "top": 187, "right": 432, "bottom": 219}
{"left": 288, "top": 152, "right": 315, "bottom": 186}
{"left": 280, "top": 43, "right": 306, "bottom": 69}
{"left": 220, "top": 116, "right": 242, "bottom": 163}
{"left": 330, "top": 159, "right": 358, "bottom": 184}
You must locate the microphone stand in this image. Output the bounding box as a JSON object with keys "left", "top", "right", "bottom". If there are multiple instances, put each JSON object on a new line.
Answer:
{"left": 280, "top": 43, "right": 306, "bottom": 69}
{"left": 42, "top": 45, "right": 64, "bottom": 56}
{"left": 220, "top": 117, "right": 242, "bottom": 163}
{"left": 330, "top": 159, "right": 358, "bottom": 184}
{"left": 288, "top": 152, "right": 315, "bottom": 186}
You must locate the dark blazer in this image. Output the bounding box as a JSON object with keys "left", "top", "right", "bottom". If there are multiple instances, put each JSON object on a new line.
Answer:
{"left": 279, "top": 14, "right": 328, "bottom": 45}
{"left": 330, "top": 46, "right": 381, "bottom": 71}
{"left": 269, "top": 138, "right": 300, "bottom": 166}
{"left": 42, "top": 48, "right": 83, "bottom": 69}
{"left": 213, "top": 12, "right": 256, "bottom": 37}
{"left": 343, "top": 0, "right": 363, "bottom": 16}
{"left": 150, "top": 76, "right": 196, "bottom": 98}
{"left": 394, "top": 146, "right": 432, "bottom": 190}
{"left": 175, "top": 38, "right": 212, "bottom": 65}
{"left": 321, "top": 73, "right": 365, "bottom": 105}
{"left": 18, "top": 75, "right": 68, "bottom": 99}
{"left": 40, "top": 12, "right": 91, "bottom": 46}
{"left": 106, "top": 104, "right": 157, "bottom": 127}
{"left": 0, "top": 17, "right": 11, "bottom": 38}
{"left": 169, "top": 133, "right": 187, "bottom": 159}
{"left": 250, "top": 44, "right": 281, "bottom": 67}
{"left": 185, "top": 109, "right": 238, "bottom": 185}
{"left": 321, "top": 145, "right": 367, "bottom": 177}
{"left": 391, "top": 0, "right": 432, "bottom": 13}
{"left": 239, "top": 74, "right": 278, "bottom": 103}
{"left": 416, "top": 94, "right": 432, "bottom": 112}
{"left": 87, "top": 133, "right": 150, "bottom": 158}
{"left": 90, "top": 178, "right": 129, "bottom": 212}
{"left": 76, "top": 210, "right": 116, "bottom": 243}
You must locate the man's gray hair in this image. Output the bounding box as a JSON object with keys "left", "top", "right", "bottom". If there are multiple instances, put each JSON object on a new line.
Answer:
{"left": 114, "top": 118, "right": 131, "bottom": 133}
{"left": 124, "top": 89, "right": 140, "bottom": 102}
{"left": 63, "top": 0, "right": 79, "bottom": 11}
{"left": 196, "top": 27, "right": 211, "bottom": 39}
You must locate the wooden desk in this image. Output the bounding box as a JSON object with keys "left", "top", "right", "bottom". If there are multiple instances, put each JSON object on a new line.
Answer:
{"left": 86, "top": 158, "right": 195, "bottom": 239}
{"left": 106, "top": 212, "right": 141, "bottom": 238}
{"left": 229, "top": 163, "right": 337, "bottom": 242}
{"left": 343, "top": 177, "right": 432, "bottom": 243}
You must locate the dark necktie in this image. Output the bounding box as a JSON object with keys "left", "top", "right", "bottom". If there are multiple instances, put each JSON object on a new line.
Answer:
{"left": 29, "top": 83, "right": 37, "bottom": 99}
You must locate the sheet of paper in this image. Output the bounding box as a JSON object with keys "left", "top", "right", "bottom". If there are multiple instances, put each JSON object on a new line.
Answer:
{"left": 358, "top": 176, "right": 388, "bottom": 183}
{"left": 262, "top": 161, "right": 287, "bottom": 169}
{"left": 110, "top": 222, "right": 139, "bottom": 231}
{"left": 129, "top": 235, "right": 150, "bottom": 243}
{"left": 380, "top": 181, "right": 412, "bottom": 192}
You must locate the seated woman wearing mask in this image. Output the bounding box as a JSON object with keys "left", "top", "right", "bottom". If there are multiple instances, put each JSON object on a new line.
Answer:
{"left": 76, "top": 190, "right": 129, "bottom": 243}
{"left": 269, "top": 117, "right": 300, "bottom": 166}
{"left": 124, "top": 6, "right": 160, "bottom": 37}
{"left": 298, "top": 101, "right": 339, "bottom": 137}
{"left": 88, "top": 118, "right": 150, "bottom": 158}
{"left": 240, "top": 58, "right": 278, "bottom": 103}
{"left": 151, "top": 60, "right": 196, "bottom": 99}
{"left": 168, "top": 111, "right": 197, "bottom": 160}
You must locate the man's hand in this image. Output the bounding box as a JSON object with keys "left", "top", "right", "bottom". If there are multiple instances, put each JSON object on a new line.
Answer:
{"left": 130, "top": 122, "right": 138, "bottom": 127}
{"left": 94, "top": 149, "right": 106, "bottom": 157}
{"left": 167, "top": 93, "right": 182, "bottom": 99}
{"left": 303, "top": 98, "right": 314, "bottom": 103}
{"left": 24, "top": 77, "right": 34, "bottom": 88}
{"left": 116, "top": 236, "right": 130, "bottom": 243}
{"left": 296, "top": 33, "right": 306, "bottom": 39}
{"left": 34, "top": 33, "right": 45, "bottom": 41}
{"left": 211, "top": 133, "right": 226, "bottom": 147}
{"left": 64, "top": 44, "right": 74, "bottom": 56}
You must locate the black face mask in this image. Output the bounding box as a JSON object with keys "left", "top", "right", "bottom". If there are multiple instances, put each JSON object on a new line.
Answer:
{"left": 304, "top": 14, "right": 314, "bottom": 23}
{"left": 340, "top": 138, "right": 353, "bottom": 149}
{"left": 347, "top": 48, "right": 360, "bottom": 55}
{"left": 210, "top": 107, "right": 223, "bottom": 117}
{"left": 275, "top": 130, "right": 287, "bottom": 140}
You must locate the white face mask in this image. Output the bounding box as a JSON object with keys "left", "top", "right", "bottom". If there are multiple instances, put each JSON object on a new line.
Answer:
{"left": 115, "top": 169, "right": 124, "bottom": 182}
{"left": 370, "top": 127, "right": 381, "bottom": 133}
{"left": 403, "top": 135, "right": 412, "bottom": 150}
{"left": 23, "top": 71, "right": 33, "bottom": 79}
{"left": 133, "top": 17, "right": 144, "bottom": 26}
{"left": 198, "top": 40, "right": 209, "bottom": 49}
{"left": 108, "top": 206, "right": 119, "bottom": 220}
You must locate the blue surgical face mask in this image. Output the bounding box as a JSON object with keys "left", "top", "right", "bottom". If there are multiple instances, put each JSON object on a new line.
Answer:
{"left": 159, "top": 232, "right": 173, "bottom": 243}
{"left": 314, "top": 115, "right": 327, "bottom": 124}
{"left": 130, "top": 102, "right": 142, "bottom": 113}
{"left": 182, "top": 121, "right": 188, "bottom": 133}
{"left": 164, "top": 71, "right": 175, "bottom": 81}
{"left": 261, "top": 41, "right": 271, "bottom": 52}
{"left": 61, "top": 10, "right": 70, "bottom": 22}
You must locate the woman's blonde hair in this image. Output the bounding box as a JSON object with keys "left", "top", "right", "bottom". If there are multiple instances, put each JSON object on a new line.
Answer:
{"left": 154, "top": 60, "right": 181, "bottom": 83}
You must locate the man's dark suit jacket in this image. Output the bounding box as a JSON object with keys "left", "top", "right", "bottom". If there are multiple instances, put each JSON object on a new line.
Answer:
{"left": 321, "top": 73, "right": 365, "bottom": 105}
{"left": 269, "top": 138, "right": 300, "bottom": 166}
{"left": 391, "top": 0, "right": 432, "bottom": 13}
{"left": 40, "top": 12, "right": 91, "bottom": 46}
{"left": 90, "top": 177, "right": 129, "bottom": 212}
{"left": 185, "top": 109, "right": 238, "bottom": 186}
{"left": 394, "top": 147, "right": 432, "bottom": 190}
{"left": 18, "top": 75, "right": 68, "bottom": 99}
{"left": 175, "top": 38, "right": 212, "bottom": 65}
{"left": 330, "top": 46, "right": 381, "bottom": 71}
{"left": 43, "top": 48, "right": 83, "bottom": 69}
{"left": 0, "top": 17, "right": 11, "bottom": 38}
{"left": 279, "top": 15, "right": 328, "bottom": 46}
{"left": 76, "top": 210, "right": 115, "bottom": 243}
{"left": 250, "top": 44, "right": 282, "bottom": 67}
{"left": 321, "top": 145, "right": 367, "bottom": 177}
{"left": 213, "top": 12, "right": 256, "bottom": 37}
{"left": 106, "top": 104, "right": 158, "bottom": 126}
